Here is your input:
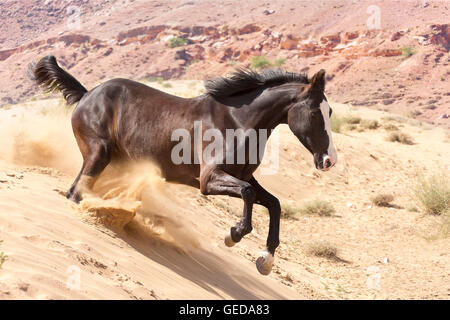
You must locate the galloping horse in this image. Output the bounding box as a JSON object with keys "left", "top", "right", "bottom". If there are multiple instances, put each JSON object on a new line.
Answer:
{"left": 32, "top": 55, "right": 337, "bottom": 275}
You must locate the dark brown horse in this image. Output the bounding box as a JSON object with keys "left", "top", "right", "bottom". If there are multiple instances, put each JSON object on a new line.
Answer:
{"left": 31, "top": 55, "right": 337, "bottom": 275}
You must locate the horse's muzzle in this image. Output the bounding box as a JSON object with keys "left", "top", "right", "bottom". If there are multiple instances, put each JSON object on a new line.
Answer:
{"left": 315, "top": 154, "right": 336, "bottom": 171}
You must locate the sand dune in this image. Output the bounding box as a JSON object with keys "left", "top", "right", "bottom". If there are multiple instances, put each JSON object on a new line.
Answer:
{"left": 0, "top": 83, "right": 448, "bottom": 299}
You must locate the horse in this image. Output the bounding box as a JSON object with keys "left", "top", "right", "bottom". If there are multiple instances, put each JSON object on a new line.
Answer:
{"left": 31, "top": 55, "right": 337, "bottom": 275}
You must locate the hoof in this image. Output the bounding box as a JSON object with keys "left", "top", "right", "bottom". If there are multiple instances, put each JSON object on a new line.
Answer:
{"left": 224, "top": 231, "right": 236, "bottom": 247}
{"left": 256, "top": 250, "right": 274, "bottom": 275}
{"left": 67, "top": 192, "right": 82, "bottom": 204}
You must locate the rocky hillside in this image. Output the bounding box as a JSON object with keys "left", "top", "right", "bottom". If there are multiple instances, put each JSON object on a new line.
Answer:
{"left": 0, "top": 0, "right": 449, "bottom": 127}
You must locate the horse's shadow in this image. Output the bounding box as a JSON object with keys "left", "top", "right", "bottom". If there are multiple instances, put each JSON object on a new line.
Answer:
{"left": 118, "top": 220, "right": 291, "bottom": 300}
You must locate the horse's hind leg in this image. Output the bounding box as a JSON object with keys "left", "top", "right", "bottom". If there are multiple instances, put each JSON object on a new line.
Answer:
{"left": 66, "top": 163, "right": 84, "bottom": 201}
{"left": 67, "top": 139, "right": 112, "bottom": 203}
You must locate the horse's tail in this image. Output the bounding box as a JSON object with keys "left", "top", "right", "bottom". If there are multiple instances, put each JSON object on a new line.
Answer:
{"left": 29, "top": 55, "right": 87, "bottom": 105}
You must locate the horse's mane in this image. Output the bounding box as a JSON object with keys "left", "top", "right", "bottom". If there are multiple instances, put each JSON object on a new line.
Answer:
{"left": 204, "top": 68, "right": 309, "bottom": 98}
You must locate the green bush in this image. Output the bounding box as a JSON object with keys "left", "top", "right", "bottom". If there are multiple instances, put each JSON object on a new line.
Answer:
{"left": 274, "top": 58, "right": 286, "bottom": 67}
{"left": 250, "top": 55, "right": 272, "bottom": 69}
{"left": 401, "top": 47, "right": 416, "bottom": 58}
{"left": 169, "top": 37, "right": 188, "bottom": 48}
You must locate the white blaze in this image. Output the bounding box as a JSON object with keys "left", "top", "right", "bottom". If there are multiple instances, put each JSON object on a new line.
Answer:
{"left": 319, "top": 96, "right": 337, "bottom": 167}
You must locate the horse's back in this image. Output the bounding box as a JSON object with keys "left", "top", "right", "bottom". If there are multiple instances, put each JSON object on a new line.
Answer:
{"left": 71, "top": 77, "right": 201, "bottom": 180}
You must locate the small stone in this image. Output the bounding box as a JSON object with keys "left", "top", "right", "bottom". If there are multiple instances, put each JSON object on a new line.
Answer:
{"left": 263, "top": 9, "right": 275, "bottom": 15}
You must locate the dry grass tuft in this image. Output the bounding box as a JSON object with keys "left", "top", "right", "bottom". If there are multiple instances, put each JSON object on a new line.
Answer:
{"left": 0, "top": 240, "right": 7, "bottom": 269}
{"left": 300, "top": 200, "right": 335, "bottom": 217}
{"left": 360, "top": 119, "right": 380, "bottom": 130}
{"left": 343, "top": 116, "right": 361, "bottom": 124}
{"left": 371, "top": 193, "right": 395, "bottom": 207}
{"left": 330, "top": 113, "right": 344, "bottom": 133}
{"left": 383, "top": 123, "right": 399, "bottom": 131}
{"left": 386, "top": 131, "right": 414, "bottom": 145}
{"left": 413, "top": 174, "right": 450, "bottom": 216}
{"left": 281, "top": 203, "right": 300, "bottom": 220}
{"left": 306, "top": 240, "right": 338, "bottom": 259}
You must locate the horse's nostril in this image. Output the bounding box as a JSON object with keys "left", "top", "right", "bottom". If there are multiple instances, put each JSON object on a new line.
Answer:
{"left": 324, "top": 158, "right": 332, "bottom": 168}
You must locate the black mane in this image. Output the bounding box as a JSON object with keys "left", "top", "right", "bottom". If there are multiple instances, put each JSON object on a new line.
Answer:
{"left": 204, "top": 68, "right": 309, "bottom": 98}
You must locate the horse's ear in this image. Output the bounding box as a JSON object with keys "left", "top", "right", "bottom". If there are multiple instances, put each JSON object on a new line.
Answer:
{"left": 309, "top": 69, "right": 326, "bottom": 93}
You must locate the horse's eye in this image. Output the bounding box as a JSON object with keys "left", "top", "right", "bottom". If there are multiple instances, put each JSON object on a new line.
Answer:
{"left": 329, "top": 109, "right": 333, "bottom": 117}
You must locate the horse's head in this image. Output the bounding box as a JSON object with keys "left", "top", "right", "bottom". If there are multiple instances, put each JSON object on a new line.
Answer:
{"left": 287, "top": 69, "right": 337, "bottom": 171}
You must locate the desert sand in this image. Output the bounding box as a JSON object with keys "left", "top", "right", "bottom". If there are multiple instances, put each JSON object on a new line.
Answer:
{"left": 0, "top": 80, "right": 449, "bottom": 299}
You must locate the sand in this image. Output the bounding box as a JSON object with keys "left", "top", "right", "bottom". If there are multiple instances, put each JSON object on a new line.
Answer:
{"left": 0, "top": 82, "right": 448, "bottom": 299}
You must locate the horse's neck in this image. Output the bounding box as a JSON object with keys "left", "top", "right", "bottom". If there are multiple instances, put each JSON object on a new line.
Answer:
{"left": 217, "top": 88, "right": 292, "bottom": 131}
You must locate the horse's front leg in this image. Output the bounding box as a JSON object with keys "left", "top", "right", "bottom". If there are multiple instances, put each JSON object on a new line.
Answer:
{"left": 200, "top": 168, "right": 256, "bottom": 247}
{"left": 249, "top": 177, "right": 281, "bottom": 275}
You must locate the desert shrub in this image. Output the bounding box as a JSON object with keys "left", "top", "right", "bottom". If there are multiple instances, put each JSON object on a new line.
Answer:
{"left": 274, "top": 58, "right": 286, "bottom": 67}
{"left": 300, "top": 200, "right": 335, "bottom": 217}
{"left": 306, "top": 240, "right": 338, "bottom": 258}
{"left": 360, "top": 119, "right": 380, "bottom": 130}
{"left": 0, "top": 239, "right": 6, "bottom": 269}
{"left": 187, "top": 59, "right": 200, "bottom": 66}
{"left": 371, "top": 193, "right": 394, "bottom": 207}
{"left": 146, "top": 76, "right": 164, "bottom": 83}
{"left": 162, "top": 82, "right": 173, "bottom": 88}
{"left": 250, "top": 55, "right": 272, "bottom": 69}
{"left": 413, "top": 174, "right": 450, "bottom": 215}
{"left": 401, "top": 47, "right": 416, "bottom": 58}
{"left": 281, "top": 203, "right": 300, "bottom": 220}
{"left": 386, "top": 131, "right": 414, "bottom": 145}
{"left": 330, "top": 113, "right": 344, "bottom": 133}
{"left": 344, "top": 116, "right": 361, "bottom": 124}
{"left": 0, "top": 252, "right": 7, "bottom": 269}
{"left": 383, "top": 123, "right": 399, "bottom": 131}
{"left": 169, "top": 37, "right": 188, "bottom": 48}
{"left": 408, "top": 110, "right": 422, "bottom": 118}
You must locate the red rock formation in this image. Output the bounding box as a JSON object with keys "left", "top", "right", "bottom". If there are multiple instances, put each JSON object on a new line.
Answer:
{"left": 117, "top": 25, "right": 166, "bottom": 44}
{"left": 429, "top": 24, "right": 449, "bottom": 51}
{"left": 320, "top": 34, "right": 341, "bottom": 48}
{"left": 370, "top": 48, "right": 402, "bottom": 57}
{"left": 391, "top": 31, "right": 404, "bottom": 41}
{"left": 237, "top": 24, "right": 261, "bottom": 35}
{"left": 280, "top": 35, "right": 298, "bottom": 50}
{"left": 344, "top": 31, "right": 359, "bottom": 41}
